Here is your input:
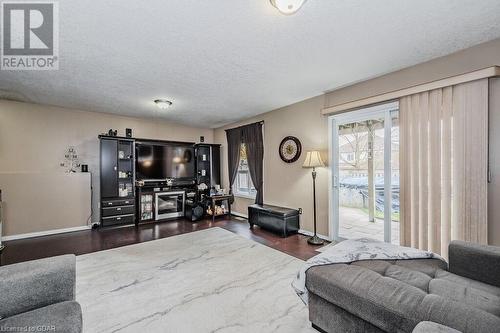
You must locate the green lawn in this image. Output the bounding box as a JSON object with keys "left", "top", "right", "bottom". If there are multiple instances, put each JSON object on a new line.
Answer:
{"left": 360, "top": 208, "right": 400, "bottom": 222}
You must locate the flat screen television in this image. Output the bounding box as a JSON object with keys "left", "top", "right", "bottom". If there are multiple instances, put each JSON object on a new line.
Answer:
{"left": 136, "top": 143, "right": 195, "bottom": 180}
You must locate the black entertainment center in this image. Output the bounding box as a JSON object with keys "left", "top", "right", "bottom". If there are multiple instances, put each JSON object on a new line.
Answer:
{"left": 99, "top": 135, "right": 226, "bottom": 227}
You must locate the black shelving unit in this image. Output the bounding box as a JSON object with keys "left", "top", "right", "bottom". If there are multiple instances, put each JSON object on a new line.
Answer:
{"left": 194, "top": 143, "right": 221, "bottom": 212}
{"left": 195, "top": 143, "right": 221, "bottom": 190}
{"left": 99, "top": 136, "right": 136, "bottom": 227}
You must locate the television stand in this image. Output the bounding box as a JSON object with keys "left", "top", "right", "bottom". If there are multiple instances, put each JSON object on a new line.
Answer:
{"left": 136, "top": 182, "right": 197, "bottom": 224}
{"left": 154, "top": 191, "right": 185, "bottom": 220}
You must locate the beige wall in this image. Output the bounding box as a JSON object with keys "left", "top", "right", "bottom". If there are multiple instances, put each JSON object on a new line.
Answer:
{"left": 0, "top": 173, "right": 91, "bottom": 236}
{"left": 216, "top": 38, "right": 500, "bottom": 242}
{"left": 324, "top": 38, "right": 500, "bottom": 246}
{"left": 3, "top": 39, "right": 500, "bottom": 242}
{"left": 214, "top": 95, "right": 329, "bottom": 236}
{"left": 0, "top": 100, "right": 214, "bottom": 235}
{"left": 325, "top": 38, "right": 500, "bottom": 109}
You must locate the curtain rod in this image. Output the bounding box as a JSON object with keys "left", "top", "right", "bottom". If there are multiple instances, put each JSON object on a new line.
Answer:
{"left": 322, "top": 66, "right": 500, "bottom": 116}
{"left": 225, "top": 120, "right": 264, "bottom": 132}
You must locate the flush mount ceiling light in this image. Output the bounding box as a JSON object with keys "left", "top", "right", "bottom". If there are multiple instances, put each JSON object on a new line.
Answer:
{"left": 154, "top": 99, "right": 173, "bottom": 110}
{"left": 270, "top": 0, "right": 306, "bottom": 15}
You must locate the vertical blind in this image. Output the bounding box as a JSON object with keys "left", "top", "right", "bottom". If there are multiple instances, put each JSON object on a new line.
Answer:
{"left": 399, "top": 79, "right": 488, "bottom": 257}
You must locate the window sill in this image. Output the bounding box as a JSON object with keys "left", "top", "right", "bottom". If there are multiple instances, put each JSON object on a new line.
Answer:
{"left": 233, "top": 193, "right": 256, "bottom": 200}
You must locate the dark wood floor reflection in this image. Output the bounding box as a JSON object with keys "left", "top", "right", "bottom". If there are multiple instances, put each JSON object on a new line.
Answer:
{"left": 1, "top": 218, "right": 325, "bottom": 265}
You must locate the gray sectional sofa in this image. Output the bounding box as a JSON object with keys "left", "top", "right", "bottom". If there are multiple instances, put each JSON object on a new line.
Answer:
{"left": 306, "top": 241, "right": 500, "bottom": 333}
{"left": 0, "top": 254, "right": 82, "bottom": 333}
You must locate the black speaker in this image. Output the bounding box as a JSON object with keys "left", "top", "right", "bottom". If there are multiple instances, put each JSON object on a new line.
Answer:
{"left": 200, "top": 136, "right": 205, "bottom": 143}
{"left": 186, "top": 204, "right": 204, "bottom": 222}
{"left": 126, "top": 128, "right": 132, "bottom": 138}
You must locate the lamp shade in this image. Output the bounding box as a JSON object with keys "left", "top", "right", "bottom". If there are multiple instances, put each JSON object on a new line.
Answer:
{"left": 270, "top": 0, "right": 306, "bottom": 15}
{"left": 302, "top": 151, "right": 325, "bottom": 168}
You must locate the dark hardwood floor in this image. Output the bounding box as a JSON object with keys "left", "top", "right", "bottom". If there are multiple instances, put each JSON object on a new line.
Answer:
{"left": 1, "top": 217, "right": 325, "bottom": 265}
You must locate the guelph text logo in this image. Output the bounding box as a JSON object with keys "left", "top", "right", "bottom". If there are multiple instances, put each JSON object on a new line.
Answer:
{"left": 1, "top": 1, "right": 59, "bottom": 70}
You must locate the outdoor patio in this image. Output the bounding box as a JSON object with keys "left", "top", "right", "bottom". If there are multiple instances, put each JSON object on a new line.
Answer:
{"left": 339, "top": 207, "right": 400, "bottom": 244}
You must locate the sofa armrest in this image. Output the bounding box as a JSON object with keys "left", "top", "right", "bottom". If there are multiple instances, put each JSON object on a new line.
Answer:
{"left": 0, "top": 254, "right": 76, "bottom": 319}
{"left": 413, "top": 321, "right": 461, "bottom": 333}
{"left": 448, "top": 240, "right": 500, "bottom": 287}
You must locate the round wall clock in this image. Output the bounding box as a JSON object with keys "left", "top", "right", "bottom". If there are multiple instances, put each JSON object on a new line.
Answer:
{"left": 279, "top": 136, "right": 302, "bottom": 163}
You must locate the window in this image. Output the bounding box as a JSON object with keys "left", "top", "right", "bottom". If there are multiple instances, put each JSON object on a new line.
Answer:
{"left": 233, "top": 143, "right": 256, "bottom": 198}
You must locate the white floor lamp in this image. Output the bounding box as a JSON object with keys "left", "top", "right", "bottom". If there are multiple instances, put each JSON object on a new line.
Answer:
{"left": 302, "top": 151, "right": 325, "bottom": 245}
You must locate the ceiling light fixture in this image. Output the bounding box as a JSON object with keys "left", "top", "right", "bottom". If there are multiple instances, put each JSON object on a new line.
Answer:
{"left": 270, "top": 0, "right": 306, "bottom": 15}
{"left": 154, "top": 99, "right": 173, "bottom": 109}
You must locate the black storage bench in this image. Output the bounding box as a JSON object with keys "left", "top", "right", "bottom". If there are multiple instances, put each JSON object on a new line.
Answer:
{"left": 248, "top": 204, "right": 300, "bottom": 237}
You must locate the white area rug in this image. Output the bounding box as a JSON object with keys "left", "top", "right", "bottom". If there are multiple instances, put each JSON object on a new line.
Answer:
{"left": 76, "top": 227, "right": 314, "bottom": 333}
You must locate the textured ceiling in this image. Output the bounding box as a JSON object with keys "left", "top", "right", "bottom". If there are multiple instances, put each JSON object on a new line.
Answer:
{"left": 1, "top": 0, "right": 500, "bottom": 128}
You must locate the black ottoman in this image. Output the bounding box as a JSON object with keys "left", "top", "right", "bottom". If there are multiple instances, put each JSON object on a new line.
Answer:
{"left": 248, "top": 204, "right": 300, "bottom": 237}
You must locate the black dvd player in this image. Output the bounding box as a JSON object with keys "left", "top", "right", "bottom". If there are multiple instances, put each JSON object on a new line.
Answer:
{"left": 136, "top": 178, "right": 196, "bottom": 188}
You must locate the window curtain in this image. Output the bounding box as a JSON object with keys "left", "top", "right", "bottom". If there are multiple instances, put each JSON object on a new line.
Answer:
{"left": 399, "top": 79, "right": 488, "bottom": 258}
{"left": 241, "top": 122, "right": 264, "bottom": 205}
{"left": 225, "top": 127, "right": 242, "bottom": 194}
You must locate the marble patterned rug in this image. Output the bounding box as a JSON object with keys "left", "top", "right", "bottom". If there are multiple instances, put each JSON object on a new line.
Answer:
{"left": 76, "top": 227, "right": 315, "bottom": 333}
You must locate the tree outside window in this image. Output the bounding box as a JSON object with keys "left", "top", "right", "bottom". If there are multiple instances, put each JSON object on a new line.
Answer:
{"left": 233, "top": 143, "right": 256, "bottom": 198}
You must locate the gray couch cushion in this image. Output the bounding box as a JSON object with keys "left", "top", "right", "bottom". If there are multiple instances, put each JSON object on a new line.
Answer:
{"left": 0, "top": 301, "right": 82, "bottom": 333}
{"left": 384, "top": 264, "right": 433, "bottom": 291}
{"left": 351, "top": 258, "right": 447, "bottom": 278}
{"left": 435, "top": 270, "right": 500, "bottom": 297}
{"left": 306, "top": 259, "right": 500, "bottom": 333}
{"left": 0, "top": 254, "right": 76, "bottom": 318}
{"left": 309, "top": 293, "right": 385, "bottom": 333}
{"left": 429, "top": 278, "right": 500, "bottom": 317}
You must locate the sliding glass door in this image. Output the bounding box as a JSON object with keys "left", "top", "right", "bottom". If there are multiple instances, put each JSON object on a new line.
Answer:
{"left": 329, "top": 102, "right": 399, "bottom": 244}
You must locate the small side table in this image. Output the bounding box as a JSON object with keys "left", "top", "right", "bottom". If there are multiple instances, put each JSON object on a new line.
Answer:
{"left": 207, "top": 194, "right": 233, "bottom": 223}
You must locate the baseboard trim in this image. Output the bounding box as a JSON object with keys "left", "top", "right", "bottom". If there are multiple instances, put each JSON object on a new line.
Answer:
{"left": 2, "top": 225, "right": 92, "bottom": 241}
{"left": 299, "top": 229, "right": 332, "bottom": 241}
{"left": 230, "top": 215, "right": 330, "bottom": 240}
{"left": 231, "top": 211, "right": 248, "bottom": 219}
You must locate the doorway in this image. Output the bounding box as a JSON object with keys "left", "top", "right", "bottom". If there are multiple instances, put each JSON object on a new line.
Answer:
{"left": 328, "top": 102, "right": 399, "bottom": 244}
